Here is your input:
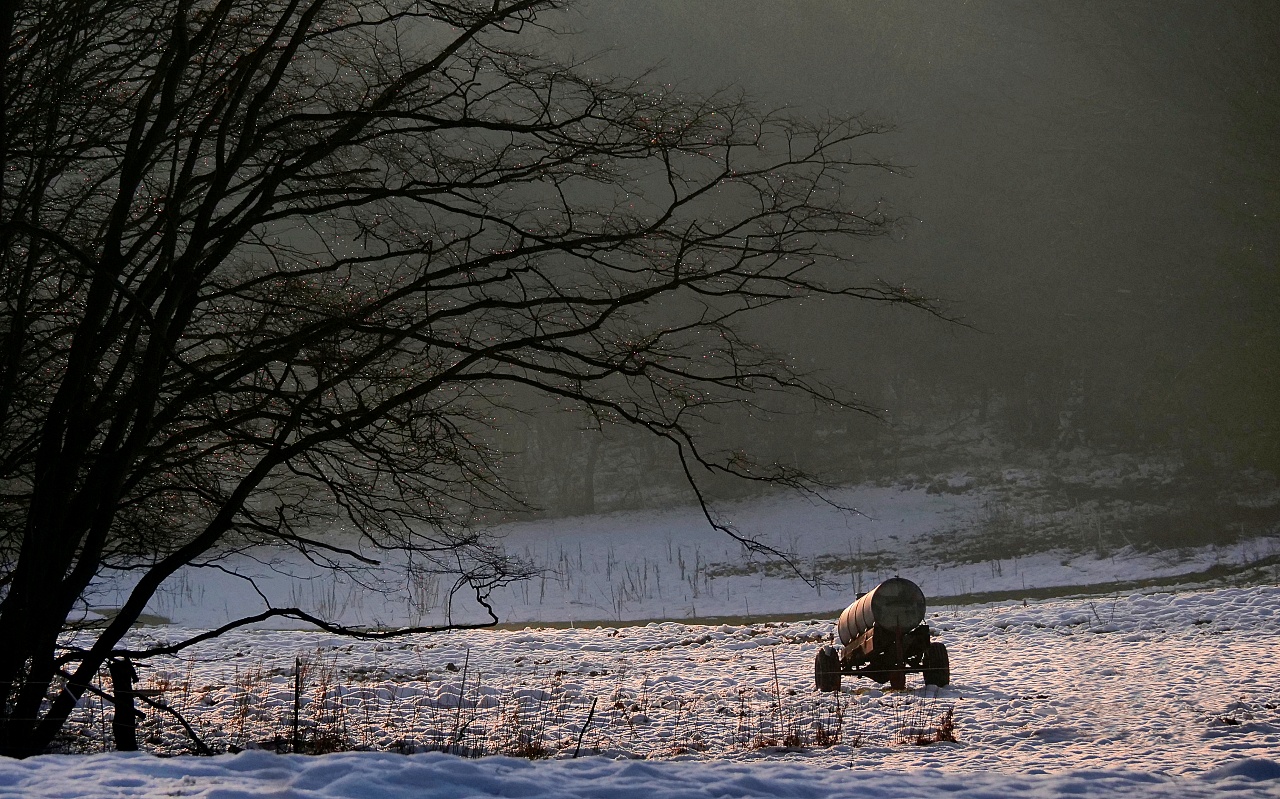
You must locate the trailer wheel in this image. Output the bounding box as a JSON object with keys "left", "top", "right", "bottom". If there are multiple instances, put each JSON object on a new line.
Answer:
{"left": 815, "top": 647, "right": 841, "bottom": 692}
{"left": 923, "top": 642, "right": 950, "bottom": 687}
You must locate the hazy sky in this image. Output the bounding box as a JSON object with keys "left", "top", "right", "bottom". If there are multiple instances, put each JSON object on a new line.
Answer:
{"left": 554, "top": 2, "right": 1277, "bottom": 462}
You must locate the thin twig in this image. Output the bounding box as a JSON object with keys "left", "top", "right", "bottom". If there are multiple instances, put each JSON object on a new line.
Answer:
{"left": 572, "top": 697, "right": 597, "bottom": 758}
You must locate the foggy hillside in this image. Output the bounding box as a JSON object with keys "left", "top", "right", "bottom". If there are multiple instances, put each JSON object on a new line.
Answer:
{"left": 497, "top": 1, "right": 1280, "bottom": 532}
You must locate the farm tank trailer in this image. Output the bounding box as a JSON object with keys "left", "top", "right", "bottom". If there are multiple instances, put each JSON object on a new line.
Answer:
{"left": 814, "top": 577, "right": 950, "bottom": 691}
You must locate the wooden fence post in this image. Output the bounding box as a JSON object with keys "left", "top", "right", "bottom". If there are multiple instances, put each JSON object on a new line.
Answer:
{"left": 108, "top": 657, "right": 140, "bottom": 752}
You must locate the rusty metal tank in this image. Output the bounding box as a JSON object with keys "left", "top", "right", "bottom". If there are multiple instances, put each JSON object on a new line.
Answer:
{"left": 837, "top": 577, "right": 927, "bottom": 645}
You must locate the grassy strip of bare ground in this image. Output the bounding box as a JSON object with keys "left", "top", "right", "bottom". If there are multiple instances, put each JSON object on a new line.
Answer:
{"left": 485, "top": 554, "right": 1280, "bottom": 632}
{"left": 54, "top": 649, "right": 957, "bottom": 759}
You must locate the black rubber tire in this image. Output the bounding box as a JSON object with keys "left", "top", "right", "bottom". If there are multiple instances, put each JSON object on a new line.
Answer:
{"left": 922, "top": 642, "right": 950, "bottom": 687}
{"left": 814, "top": 647, "right": 842, "bottom": 692}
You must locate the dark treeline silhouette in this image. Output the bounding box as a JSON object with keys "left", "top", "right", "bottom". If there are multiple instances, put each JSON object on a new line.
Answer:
{"left": 498, "top": 0, "right": 1279, "bottom": 511}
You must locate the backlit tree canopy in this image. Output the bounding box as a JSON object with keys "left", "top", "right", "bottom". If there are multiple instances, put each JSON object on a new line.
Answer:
{"left": 0, "top": 0, "right": 928, "bottom": 755}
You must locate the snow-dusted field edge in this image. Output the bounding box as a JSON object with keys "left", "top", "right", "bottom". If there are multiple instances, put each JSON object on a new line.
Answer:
{"left": 49, "top": 586, "right": 1279, "bottom": 784}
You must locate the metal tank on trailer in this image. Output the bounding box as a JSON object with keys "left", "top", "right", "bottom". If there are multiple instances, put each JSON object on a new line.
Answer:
{"left": 815, "top": 577, "right": 950, "bottom": 692}
{"left": 837, "top": 576, "right": 927, "bottom": 643}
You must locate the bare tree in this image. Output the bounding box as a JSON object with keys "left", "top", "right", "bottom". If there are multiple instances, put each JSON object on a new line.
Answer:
{"left": 0, "top": 0, "right": 931, "bottom": 755}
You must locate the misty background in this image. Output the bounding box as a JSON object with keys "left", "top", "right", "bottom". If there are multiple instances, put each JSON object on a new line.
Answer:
{"left": 494, "top": 1, "right": 1279, "bottom": 534}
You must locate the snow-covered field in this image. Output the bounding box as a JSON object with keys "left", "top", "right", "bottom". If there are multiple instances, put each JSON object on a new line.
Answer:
{"left": 21, "top": 469, "right": 1280, "bottom": 798}
{"left": 19, "top": 584, "right": 1280, "bottom": 798}
{"left": 97, "top": 476, "right": 1280, "bottom": 630}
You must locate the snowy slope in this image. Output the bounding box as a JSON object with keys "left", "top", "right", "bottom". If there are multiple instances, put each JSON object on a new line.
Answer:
{"left": 90, "top": 480, "right": 1280, "bottom": 630}
{"left": 35, "top": 471, "right": 1280, "bottom": 799}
